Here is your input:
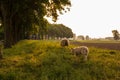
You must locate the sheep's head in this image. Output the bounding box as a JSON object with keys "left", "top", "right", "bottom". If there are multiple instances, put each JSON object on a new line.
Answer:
{"left": 60, "top": 39, "right": 69, "bottom": 47}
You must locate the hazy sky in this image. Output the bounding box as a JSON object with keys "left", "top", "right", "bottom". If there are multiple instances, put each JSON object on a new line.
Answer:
{"left": 50, "top": 0, "right": 120, "bottom": 38}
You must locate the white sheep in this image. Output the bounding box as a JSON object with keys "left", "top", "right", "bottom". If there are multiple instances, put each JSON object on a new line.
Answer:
{"left": 60, "top": 38, "right": 69, "bottom": 47}
{"left": 71, "top": 46, "right": 89, "bottom": 61}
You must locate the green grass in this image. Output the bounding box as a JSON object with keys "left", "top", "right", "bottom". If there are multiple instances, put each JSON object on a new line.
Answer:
{"left": 0, "top": 40, "right": 119, "bottom": 80}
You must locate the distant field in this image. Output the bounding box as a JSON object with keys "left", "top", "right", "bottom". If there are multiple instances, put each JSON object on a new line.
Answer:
{"left": 71, "top": 40, "right": 120, "bottom": 51}
{"left": 75, "top": 40, "right": 120, "bottom": 43}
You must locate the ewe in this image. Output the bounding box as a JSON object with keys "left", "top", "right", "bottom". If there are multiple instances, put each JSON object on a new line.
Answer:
{"left": 60, "top": 38, "right": 69, "bottom": 47}
{"left": 71, "top": 46, "right": 89, "bottom": 61}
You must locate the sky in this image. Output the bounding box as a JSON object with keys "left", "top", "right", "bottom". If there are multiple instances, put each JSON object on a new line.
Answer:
{"left": 49, "top": 0, "right": 120, "bottom": 38}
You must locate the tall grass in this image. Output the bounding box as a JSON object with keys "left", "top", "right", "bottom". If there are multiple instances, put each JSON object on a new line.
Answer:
{"left": 0, "top": 40, "right": 119, "bottom": 80}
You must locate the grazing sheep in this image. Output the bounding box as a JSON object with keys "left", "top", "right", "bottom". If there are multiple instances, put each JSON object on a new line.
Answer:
{"left": 60, "top": 38, "right": 69, "bottom": 47}
{"left": 71, "top": 46, "right": 89, "bottom": 61}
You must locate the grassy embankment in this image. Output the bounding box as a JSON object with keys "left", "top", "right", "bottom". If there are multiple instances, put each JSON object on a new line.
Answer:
{"left": 0, "top": 40, "right": 119, "bottom": 80}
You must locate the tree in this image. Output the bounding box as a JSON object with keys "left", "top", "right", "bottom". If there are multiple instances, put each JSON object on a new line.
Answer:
{"left": 47, "top": 24, "right": 73, "bottom": 39}
{"left": 112, "top": 30, "right": 120, "bottom": 40}
{"left": 85, "top": 35, "right": 89, "bottom": 40}
{"left": 77, "top": 35, "right": 84, "bottom": 40}
{"left": 0, "top": 0, "right": 71, "bottom": 48}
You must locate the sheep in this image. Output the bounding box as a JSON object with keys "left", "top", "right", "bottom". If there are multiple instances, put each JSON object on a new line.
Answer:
{"left": 71, "top": 46, "right": 89, "bottom": 61}
{"left": 60, "top": 38, "right": 69, "bottom": 47}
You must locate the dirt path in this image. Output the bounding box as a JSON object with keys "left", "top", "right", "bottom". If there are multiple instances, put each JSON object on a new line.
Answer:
{"left": 71, "top": 41, "right": 120, "bottom": 51}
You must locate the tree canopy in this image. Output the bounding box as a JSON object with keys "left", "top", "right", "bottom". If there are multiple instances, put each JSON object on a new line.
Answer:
{"left": 47, "top": 24, "right": 73, "bottom": 39}
{"left": 112, "top": 30, "right": 120, "bottom": 40}
{"left": 0, "top": 0, "right": 71, "bottom": 48}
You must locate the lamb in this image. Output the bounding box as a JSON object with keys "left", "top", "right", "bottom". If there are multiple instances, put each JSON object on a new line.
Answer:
{"left": 60, "top": 38, "right": 69, "bottom": 47}
{"left": 71, "top": 46, "right": 89, "bottom": 61}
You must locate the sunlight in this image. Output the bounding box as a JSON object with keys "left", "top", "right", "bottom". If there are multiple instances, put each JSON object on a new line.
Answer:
{"left": 47, "top": 0, "right": 120, "bottom": 38}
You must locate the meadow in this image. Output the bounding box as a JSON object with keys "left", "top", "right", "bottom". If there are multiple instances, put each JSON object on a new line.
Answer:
{"left": 0, "top": 40, "right": 120, "bottom": 80}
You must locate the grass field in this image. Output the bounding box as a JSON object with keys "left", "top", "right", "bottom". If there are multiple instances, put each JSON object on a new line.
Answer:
{"left": 75, "top": 39, "right": 120, "bottom": 43}
{"left": 0, "top": 40, "right": 120, "bottom": 80}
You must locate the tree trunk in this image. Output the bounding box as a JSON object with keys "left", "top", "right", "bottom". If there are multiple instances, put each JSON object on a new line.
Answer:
{"left": 0, "top": 44, "right": 3, "bottom": 59}
{"left": 1, "top": 3, "right": 13, "bottom": 48}
{"left": 4, "top": 15, "right": 13, "bottom": 48}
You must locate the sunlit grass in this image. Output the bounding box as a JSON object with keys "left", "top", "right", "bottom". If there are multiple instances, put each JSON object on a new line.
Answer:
{"left": 0, "top": 40, "right": 119, "bottom": 80}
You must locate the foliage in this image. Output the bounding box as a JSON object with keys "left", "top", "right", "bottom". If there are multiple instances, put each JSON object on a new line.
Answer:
{"left": 86, "top": 35, "right": 90, "bottom": 40}
{"left": 0, "top": 40, "right": 119, "bottom": 80}
{"left": 47, "top": 24, "right": 73, "bottom": 39}
{"left": 0, "top": 0, "right": 71, "bottom": 48}
{"left": 112, "top": 30, "right": 120, "bottom": 40}
{"left": 77, "top": 35, "right": 85, "bottom": 40}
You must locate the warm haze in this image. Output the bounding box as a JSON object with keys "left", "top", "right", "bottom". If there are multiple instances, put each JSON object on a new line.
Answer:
{"left": 48, "top": 0, "right": 120, "bottom": 38}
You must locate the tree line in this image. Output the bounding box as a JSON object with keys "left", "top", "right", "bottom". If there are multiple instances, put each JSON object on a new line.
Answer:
{"left": 25, "top": 23, "right": 73, "bottom": 40}
{"left": 47, "top": 24, "right": 73, "bottom": 39}
{"left": 0, "top": 23, "right": 73, "bottom": 40}
{"left": 0, "top": 0, "right": 71, "bottom": 48}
